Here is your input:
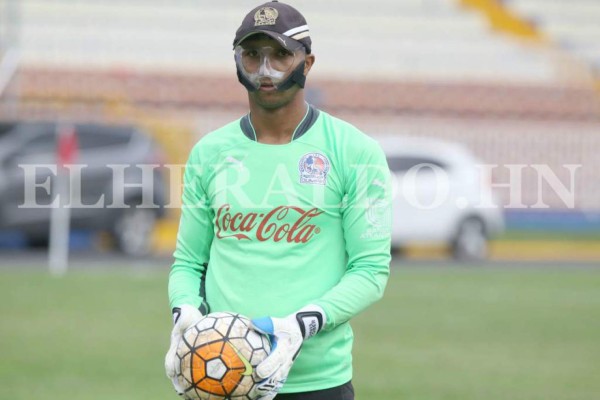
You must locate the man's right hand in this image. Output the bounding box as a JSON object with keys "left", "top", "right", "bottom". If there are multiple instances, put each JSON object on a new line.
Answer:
{"left": 164, "top": 304, "right": 204, "bottom": 396}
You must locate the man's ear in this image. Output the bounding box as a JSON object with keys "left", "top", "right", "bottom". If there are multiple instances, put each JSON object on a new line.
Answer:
{"left": 304, "top": 54, "right": 315, "bottom": 76}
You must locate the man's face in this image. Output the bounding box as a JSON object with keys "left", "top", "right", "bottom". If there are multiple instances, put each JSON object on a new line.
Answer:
{"left": 236, "top": 35, "right": 314, "bottom": 109}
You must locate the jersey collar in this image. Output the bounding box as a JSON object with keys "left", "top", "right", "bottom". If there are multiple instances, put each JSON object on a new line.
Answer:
{"left": 240, "top": 104, "right": 320, "bottom": 142}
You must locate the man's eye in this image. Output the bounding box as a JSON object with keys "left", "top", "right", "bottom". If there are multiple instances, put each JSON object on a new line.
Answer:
{"left": 245, "top": 50, "right": 259, "bottom": 57}
{"left": 277, "top": 50, "right": 292, "bottom": 57}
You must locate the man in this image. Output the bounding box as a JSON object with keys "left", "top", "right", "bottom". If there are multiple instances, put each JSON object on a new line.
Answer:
{"left": 165, "top": 1, "right": 392, "bottom": 399}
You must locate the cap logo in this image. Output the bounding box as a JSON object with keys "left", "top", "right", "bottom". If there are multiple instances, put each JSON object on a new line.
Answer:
{"left": 254, "top": 7, "right": 279, "bottom": 26}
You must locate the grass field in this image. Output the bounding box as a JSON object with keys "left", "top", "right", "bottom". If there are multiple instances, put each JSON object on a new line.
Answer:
{"left": 1, "top": 265, "right": 599, "bottom": 400}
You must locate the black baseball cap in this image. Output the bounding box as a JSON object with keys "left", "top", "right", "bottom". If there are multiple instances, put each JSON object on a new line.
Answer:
{"left": 233, "top": 1, "right": 312, "bottom": 53}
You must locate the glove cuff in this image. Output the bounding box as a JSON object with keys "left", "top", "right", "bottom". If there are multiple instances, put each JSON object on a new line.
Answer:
{"left": 171, "top": 304, "right": 203, "bottom": 326}
{"left": 295, "top": 305, "right": 326, "bottom": 340}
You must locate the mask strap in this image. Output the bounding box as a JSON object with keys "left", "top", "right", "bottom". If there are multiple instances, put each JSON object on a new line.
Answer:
{"left": 273, "top": 60, "right": 306, "bottom": 91}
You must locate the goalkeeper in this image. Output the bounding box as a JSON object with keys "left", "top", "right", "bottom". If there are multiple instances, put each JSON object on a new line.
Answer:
{"left": 165, "top": 1, "right": 392, "bottom": 399}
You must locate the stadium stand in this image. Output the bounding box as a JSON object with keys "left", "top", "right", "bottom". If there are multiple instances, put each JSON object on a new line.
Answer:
{"left": 7, "top": 0, "right": 591, "bottom": 83}
{"left": 505, "top": 0, "right": 600, "bottom": 69}
{"left": 4, "top": 0, "right": 597, "bottom": 114}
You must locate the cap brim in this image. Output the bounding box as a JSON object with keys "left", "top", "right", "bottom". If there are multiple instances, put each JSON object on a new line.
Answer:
{"left": 234, "top": 30, "right": 303, "bottom": 52}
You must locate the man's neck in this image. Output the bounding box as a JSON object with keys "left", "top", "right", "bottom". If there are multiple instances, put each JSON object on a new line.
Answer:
{"left": 249, "top": 96, "right": 308, "bottom": 145}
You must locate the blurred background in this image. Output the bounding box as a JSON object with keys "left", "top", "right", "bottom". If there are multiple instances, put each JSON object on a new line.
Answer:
{"left": 1, "top": 0, "right": 600, "bottom": 261}
{"left": 1, "top": 1, "right": 599, "bottom": 399}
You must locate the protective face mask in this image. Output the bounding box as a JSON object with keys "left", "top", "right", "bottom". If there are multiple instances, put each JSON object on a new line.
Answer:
{"left": 235, "top": 45, "right": 305, "bottom": 90}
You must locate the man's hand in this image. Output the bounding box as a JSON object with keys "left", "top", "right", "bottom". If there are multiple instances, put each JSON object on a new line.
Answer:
{"left": 164, "top": 304, "right": 204, "bottom": 396}
{"left": 249, "top": 305, "right": 326, "bottom": 400}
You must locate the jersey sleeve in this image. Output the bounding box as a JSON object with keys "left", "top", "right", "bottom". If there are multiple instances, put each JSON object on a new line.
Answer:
{"left": 314, "top": 139, "right": 392, "bottom": 329}
{"left": 168, "top": 144, "right": 214, "bottom": 311}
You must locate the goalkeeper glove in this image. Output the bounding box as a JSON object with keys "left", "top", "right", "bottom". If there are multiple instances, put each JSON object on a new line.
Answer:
{"left": 249, "top": 305, "right": 326, "bottom": 400}
{"left": 164, "top": 304, "right": 204, "bottom": 396}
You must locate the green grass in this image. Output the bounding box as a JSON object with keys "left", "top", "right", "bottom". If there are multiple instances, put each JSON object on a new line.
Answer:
{"left": 1, "top": 266, "right": 599, "bottom": 400}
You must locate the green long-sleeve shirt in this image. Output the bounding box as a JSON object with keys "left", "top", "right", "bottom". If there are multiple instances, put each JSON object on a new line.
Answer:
{"left": 169, "top": 105, "right": 391, "bottom": 393}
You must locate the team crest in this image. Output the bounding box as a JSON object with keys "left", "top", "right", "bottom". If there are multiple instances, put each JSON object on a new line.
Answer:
{"left": 299, "top": 153, "right": 330, "bottom": 185}
{"left": 254, "top": 7, "right": 279, "bottom": 26}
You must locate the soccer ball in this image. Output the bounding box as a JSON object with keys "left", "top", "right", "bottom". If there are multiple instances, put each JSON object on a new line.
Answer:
{"left": 175, "top": 312, "right": 271, "bottom": 400}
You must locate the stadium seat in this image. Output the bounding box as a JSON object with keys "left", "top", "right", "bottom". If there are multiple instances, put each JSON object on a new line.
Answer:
{"left": 8, "top": 0, "right": 584, "bottom": 83}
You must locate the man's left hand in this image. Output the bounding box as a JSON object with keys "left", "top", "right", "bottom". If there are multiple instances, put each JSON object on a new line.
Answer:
{"left": 249, "top": 305, "right": 326, "bottom": 400}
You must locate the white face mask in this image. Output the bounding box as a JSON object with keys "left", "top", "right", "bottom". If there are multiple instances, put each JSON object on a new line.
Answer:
{"left": 235, "top": 44, "right": 305, "bottom": 90}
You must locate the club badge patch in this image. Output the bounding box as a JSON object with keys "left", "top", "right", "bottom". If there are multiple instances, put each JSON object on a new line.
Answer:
{"left": 254, "top": 7, "right": 279, "bottom": 26}
{"left": 299, "top": 153, "right": 330, "bottom": 185}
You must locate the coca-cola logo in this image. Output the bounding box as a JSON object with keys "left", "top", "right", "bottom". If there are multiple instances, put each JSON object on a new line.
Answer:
{"left": 215, "top": 204, "right": 323, "bottom": 243}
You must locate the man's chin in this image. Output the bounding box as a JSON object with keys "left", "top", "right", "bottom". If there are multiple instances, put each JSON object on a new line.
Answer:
{"left": 252, "top": 91, "right": 288, "bottom": 109}
{"left": 249, "top": 84, "right": 300, "bottom": 109}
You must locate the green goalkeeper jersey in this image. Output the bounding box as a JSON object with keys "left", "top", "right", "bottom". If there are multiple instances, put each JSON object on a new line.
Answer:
{"left": 169, "top": 105, "right": 391, "bottom": 393}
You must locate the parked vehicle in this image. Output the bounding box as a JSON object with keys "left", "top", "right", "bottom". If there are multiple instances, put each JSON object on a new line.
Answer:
{"left": 375, "top": 135, "right": 504, "bottom": 261}
{"left": 0, "top": 121, "right": 167, "bottom": 256}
